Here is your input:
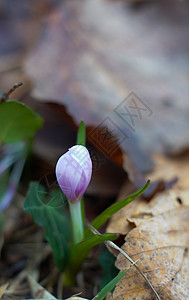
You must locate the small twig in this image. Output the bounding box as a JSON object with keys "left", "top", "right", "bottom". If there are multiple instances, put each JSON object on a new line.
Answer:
{"left": 0, "top": 82, "right": 23, "bottom": 103}
{"left": 87, "top": 223, "right": 161, "bottom": 300}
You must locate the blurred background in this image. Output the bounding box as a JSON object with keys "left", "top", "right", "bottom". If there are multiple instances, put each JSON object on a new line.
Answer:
{"left": 0, "top": 0, "right": 189, "bottom": 223}
{"left": 0, "top": 0, "right": 189, "bottom": 298}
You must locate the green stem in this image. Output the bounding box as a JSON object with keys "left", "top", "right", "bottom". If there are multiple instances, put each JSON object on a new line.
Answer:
{"left": 69, "top": 201, "right": 84, "bottom": 245}
{"left": 63, "top": 269, "right": 76, "bottom": 287}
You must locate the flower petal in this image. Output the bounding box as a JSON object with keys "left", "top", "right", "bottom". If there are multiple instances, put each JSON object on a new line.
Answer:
{"left": 56, "top": 145, "right": 92, "bottom": 202}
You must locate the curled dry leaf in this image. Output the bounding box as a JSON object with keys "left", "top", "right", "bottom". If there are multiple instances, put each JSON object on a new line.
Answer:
{"left": 113, "top": 188, "right": 189, "bottom": 299}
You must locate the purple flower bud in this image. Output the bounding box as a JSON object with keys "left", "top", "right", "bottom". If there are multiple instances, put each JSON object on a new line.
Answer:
{"left": 55, "top": 145, "right": 92, "bottom": 203}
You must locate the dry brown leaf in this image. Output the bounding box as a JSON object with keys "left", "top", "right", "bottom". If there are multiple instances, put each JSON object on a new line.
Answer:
{"left": 105, "top": 292, "right": 113, "bottom": 300}
{"left": 107, "top": 153, "right": 189, "bottom": 234}
{"left": 25, "top": 0, "right": 189, "bottom": 169}
{"left": 147, "top": 153, "right": 189, "bottom": 190}
{"left": 113, "top": 188, "right": 189, "bottom": 299}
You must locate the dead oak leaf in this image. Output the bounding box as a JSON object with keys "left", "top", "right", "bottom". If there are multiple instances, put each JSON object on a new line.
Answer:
{"left": 113, "top": 197, "right": 189, "bottom": 299}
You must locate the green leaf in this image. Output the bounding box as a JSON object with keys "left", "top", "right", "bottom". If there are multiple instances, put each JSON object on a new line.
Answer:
{"left": 24, "top": 183, "right": 70, "bottom": 271}
{"left": 67, "top": 232, "right": 117, "bottom": 278}
{"left": 85, "top": 180, "right": 150, "bottom": 238}
{"left": 77, "top": 120, "right": 86, "bottom": 146}
{"left": 92, "top": 270, "right": 127, "bottom": 300}
{"left": 99, "top": 249, "right": 118, "bottom": 289}
{"left": 0, "top": 101, "right": 43, "bottom": 144}
{"left": 0, "top": 171, "right": 9, "bottom": 200}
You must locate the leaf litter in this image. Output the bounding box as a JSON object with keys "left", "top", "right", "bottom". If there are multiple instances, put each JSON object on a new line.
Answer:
{"left": 107, "top": 154, "right": 189, "bottom": 299}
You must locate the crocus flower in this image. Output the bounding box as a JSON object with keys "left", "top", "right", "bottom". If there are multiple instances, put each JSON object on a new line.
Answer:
{"left": 55, "top": 145, "right": 92, "bottom": 203}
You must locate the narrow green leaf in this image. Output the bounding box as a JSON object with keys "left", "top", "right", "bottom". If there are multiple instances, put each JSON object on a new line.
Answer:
{"left": 24, "top": 183, "right": 70, "bottom": 271}
{"left": 77, "top": 120, "right": 85, "bottom": 146}
{"left": 68, "top": 232, "right": 117, "bottom": 277}
{"left": 85, "top": 180, "right": 150, "bottom": 238}
{"left": 0, "top": 101, "right": 43, "bottom": 144}
{"left": 92, "top": 270, "right": 127, "bottom": 300}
